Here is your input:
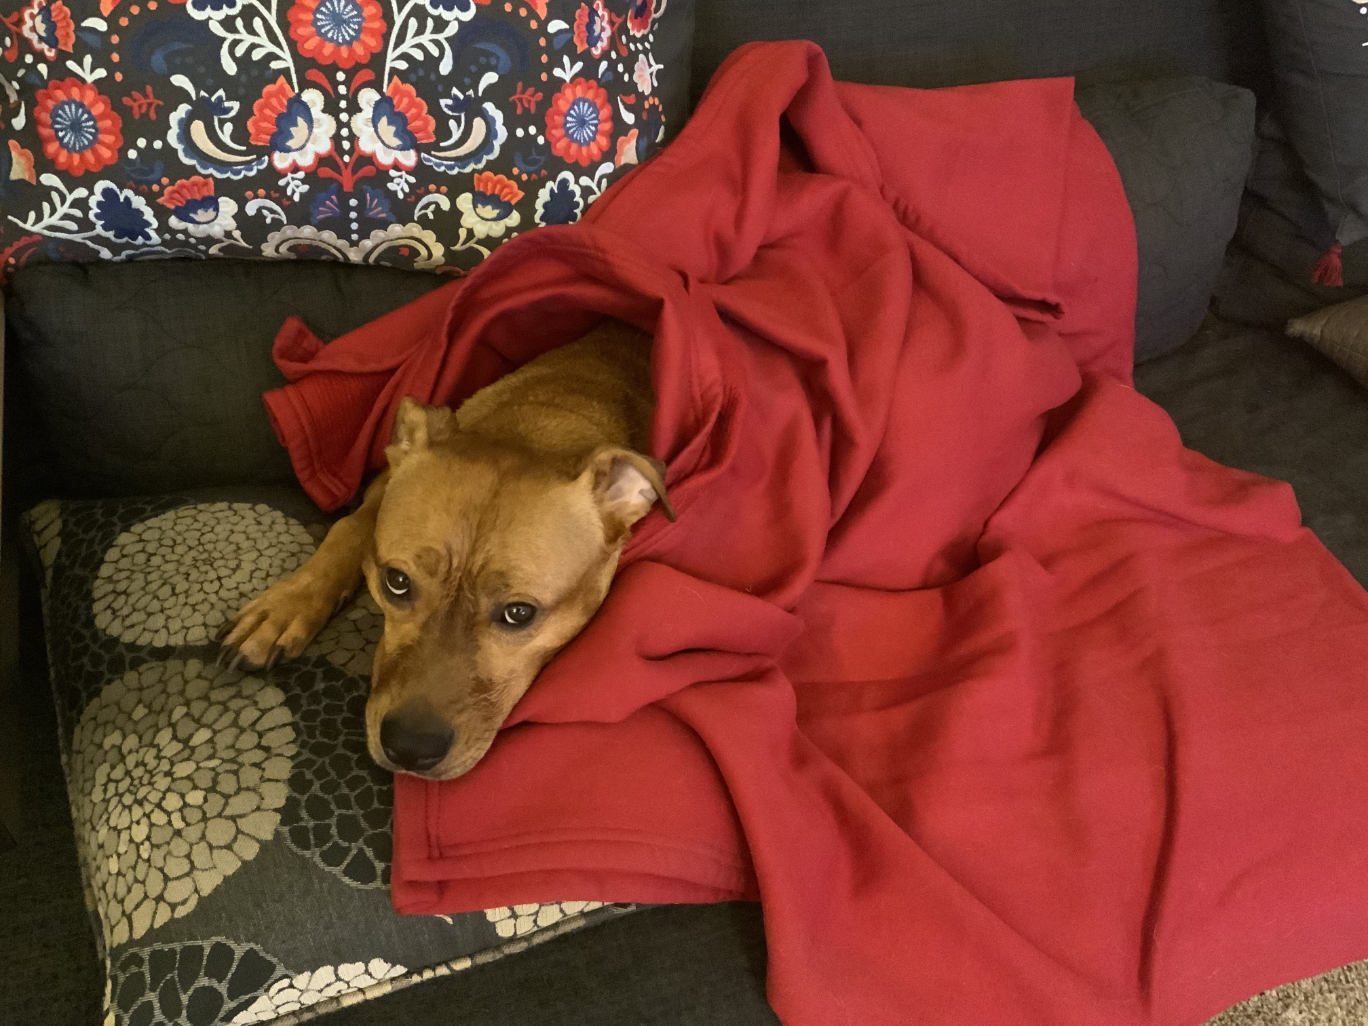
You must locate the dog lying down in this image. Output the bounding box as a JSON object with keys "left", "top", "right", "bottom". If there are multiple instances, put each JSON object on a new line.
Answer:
{"left": 219, "top": 319, "right": 674, "bottom": 779}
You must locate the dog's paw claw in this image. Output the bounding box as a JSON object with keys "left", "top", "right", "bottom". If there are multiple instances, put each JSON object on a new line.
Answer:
{"left": 218, "top": 577, "right": 338, "bottom": 676}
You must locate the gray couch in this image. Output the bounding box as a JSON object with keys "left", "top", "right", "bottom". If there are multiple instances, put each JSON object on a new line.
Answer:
{"left": 4, "top": 1, "right": 1366, "bottom": 1023}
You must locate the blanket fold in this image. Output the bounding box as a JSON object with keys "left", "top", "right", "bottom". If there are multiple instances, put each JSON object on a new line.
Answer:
{"left": 264, "top": 41, "right": 1368, "bottom": 1026}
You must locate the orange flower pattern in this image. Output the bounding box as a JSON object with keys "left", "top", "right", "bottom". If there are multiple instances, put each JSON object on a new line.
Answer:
{"left": 1, "top": 0, "right": 675, "bottom": 275}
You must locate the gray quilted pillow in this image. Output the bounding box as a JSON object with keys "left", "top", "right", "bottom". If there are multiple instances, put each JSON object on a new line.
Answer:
{"left": 1077, "top": 78, "right": 1256, "bottom": 363}
{"left": 4, "top": 260, "right": 445, "bottom": 501}
{"left": 1261, "top": 0, "right": 1368, "bottom": 274}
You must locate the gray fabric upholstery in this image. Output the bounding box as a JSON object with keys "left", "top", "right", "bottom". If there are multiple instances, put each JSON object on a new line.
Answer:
{"left": 4, "top": 261, "right": 444, "bottom": 503}
{"left": 1076, "top": 78, "right": 1255, "bottom": 362}
{"left": 1, "top": 3, "right": 1338, "bottom": 1024}
{"left": 1212, "top": 113, "right": 1368, "bottom": 328}
{"left": 1134, "top": 318, "right": 1368, "bottom": 586}
{"left": 689, "top": 0, "right": 1270, "bottom": 105}
{"left": 323, "top": 903, "right": 775, "bottom": 1026}
{"left": 1261, "top": 0, "right": 1368, "bottom": 249}
{"left": 0, "top": 547, "right": 105, "bottom": 1026}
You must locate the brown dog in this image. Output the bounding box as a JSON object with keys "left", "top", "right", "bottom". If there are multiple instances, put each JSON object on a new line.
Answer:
{"left": 220, "top": 320, "right": 673, "bottom": 779}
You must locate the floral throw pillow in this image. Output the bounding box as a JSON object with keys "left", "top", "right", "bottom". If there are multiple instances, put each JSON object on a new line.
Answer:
{"left": 0, "top": 0, "right": 692, "bottom": 277}
{"left": 23, "top": 491, "right": 636, "bottom": 1026}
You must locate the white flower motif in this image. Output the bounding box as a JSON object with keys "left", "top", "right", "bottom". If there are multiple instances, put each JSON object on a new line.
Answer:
{"left": 25, "top": 499, "right": 61, "bottom": 592}
{"left": 483, "top": 901, "right": 604, "bottom": 939}
{"left": 269, "top": 89, "right": 337, "bottom": 173}
{"left": 70, "top": 660, "right": 296, "bottom": 948}
{"left": 92, "top": 503, "right": 315, "bottom": 648}
{"left": 632, "top": 53, "right": 660, "bottom": 95}
{"left": 455, "top": 192, "right": 521, "bottom": 239}
{"left": 168, "top": 195, "right": 239, "bottom": 239}
{"left": 230, "top": 959, "right": 407, "bottom": 1022}
{"left": 351, "top": 88, "right": 419, "bottom": 170}
{"left": 304, "top": 591, "right": 382, "bottom": 676}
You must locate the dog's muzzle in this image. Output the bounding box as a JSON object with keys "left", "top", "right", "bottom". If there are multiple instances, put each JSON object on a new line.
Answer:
{"left": 379, "top": 707, "right": 455, "bottom": 773}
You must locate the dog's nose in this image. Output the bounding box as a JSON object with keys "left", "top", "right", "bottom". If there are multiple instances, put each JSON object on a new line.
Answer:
{"left": 379, "top": 710, "right": 454, "bottom": 773}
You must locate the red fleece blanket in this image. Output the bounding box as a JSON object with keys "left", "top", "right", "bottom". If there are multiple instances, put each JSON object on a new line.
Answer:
{"left": 264, "top": 42, "right": 1368, "bottom": 1026}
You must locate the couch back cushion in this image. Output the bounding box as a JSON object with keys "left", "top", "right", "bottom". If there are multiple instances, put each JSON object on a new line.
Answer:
{"left": 689, "top": 0, "right": 1269, "bottom": 102}
{"left": 1076, "top": 78, "right": 1255, "bottom": 362}
{"left": 0, "top": 0, "right": 694, "bottom": 276}
{"left": 1257, "top": 0, "right": 1368, "bottom": 289}
{"left": 5, "top": 74, "right": 1257, "bottom": 504}
{"left": 4, "top": 259, "right": 443, "bottom": 502}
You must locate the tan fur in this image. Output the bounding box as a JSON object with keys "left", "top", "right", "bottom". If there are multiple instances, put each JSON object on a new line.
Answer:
{"left": 221, "top": 320, "right": 672, "bottom": 778}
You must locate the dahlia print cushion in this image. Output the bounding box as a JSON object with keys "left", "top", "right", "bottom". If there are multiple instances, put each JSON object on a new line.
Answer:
{"left": 23, "top": 491, "right": 633, "bottom": 1026}
{"left": 0, "top": 0, "right": 692, "bottom": 277}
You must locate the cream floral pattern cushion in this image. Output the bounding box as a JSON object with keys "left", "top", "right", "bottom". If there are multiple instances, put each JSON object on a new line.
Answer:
{"left": 25, "top": 490, "right": 632, "bottom": 1026}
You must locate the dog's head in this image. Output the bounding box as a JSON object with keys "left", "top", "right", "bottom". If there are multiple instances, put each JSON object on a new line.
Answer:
{"left": 363, "top": 397, "right": 674, "bottom": 779}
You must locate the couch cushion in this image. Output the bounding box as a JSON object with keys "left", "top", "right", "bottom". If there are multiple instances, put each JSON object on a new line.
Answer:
{"left": 1075, "top": 78, "right": 1255, "bottom": 362}
{"left": 1134, "top": 318, "right": 1368, "bottom": 585}
{"left": 0, "top": 0, "right": 693, "bottom": 276}
{"left": 21, "top": 485, "right": 634, "bottom": 1026}
{"left": 4, "top": 259, "right": 445, "bottom": 502}
{"left": 1261, "top": 0, "right": 1368, "bottom": 264}
{"left": 4, "top": 74, "right": 1258, "bottom": 509}
{"left": 688, "top": 0, "right": 1270, "bottom": 103}
{"left": 1285, "top": 292, "right": 1368, "bottom": 388}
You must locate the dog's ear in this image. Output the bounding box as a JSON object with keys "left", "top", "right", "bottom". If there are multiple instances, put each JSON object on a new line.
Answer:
{"left": 387, "top": 397, "right": 455, "bottom": 468}
{"left": 580, "top": 446, "right": 676, "bottom": 533}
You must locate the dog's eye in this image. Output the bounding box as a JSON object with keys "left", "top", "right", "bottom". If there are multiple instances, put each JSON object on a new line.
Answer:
{"left": 383, "top": 567, "right": 411, "bottom": 599}
{"left": 500, "top": 602, "right": 537, "bottom": 627}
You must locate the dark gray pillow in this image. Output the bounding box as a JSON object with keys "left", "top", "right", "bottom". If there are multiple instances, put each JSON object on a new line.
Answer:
{"left": 5, "top": 260, "right": 445, "bottom": 502}
{"left": 1075, "top": 77, "right": 1256, "bottom": 363}
{"left": 1261, "top": 0, "right": 1368, "bottom": 280}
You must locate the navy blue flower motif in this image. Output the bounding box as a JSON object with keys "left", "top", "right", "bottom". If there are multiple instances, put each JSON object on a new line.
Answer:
{"left": 247, "top": 78, "right": 337, "bottom": 173}
{"left": 123, "top": 157, "right": 167, "bottom": 186}
{"left": 310, "top": 182, "right": 343, "bottom": 223}
{"left": 168, "top": 91, "right": 269, "bottom": 179}
{"left": 361, "top": 186, "right": 395, "bottom": 222}
{"left": 512, "top": 142, "right": 548, "bottom": 177}
{"left": 573, "top": 0, "right": 612, "bottom": 58}
{"left": 203, "top": 88, "right": 239, "bottom": 119}
{"left": 157, "top": 176, "right": 239, "bottom": 238}
{"left": 87, "top": 181, "right": 160, "bottom": 245}
{"left": 20, "top": 0, "right": 76, "bottom": 61}
{"left": 422, "top": 90, "right": 506, "bottom": 174}
{"left": 534, "top": 170, "right": 583, "bottom": 227}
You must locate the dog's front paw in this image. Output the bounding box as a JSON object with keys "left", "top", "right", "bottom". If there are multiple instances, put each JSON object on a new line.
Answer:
{"left": 219, "top": 576, "right": 344, "bottom": 672}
